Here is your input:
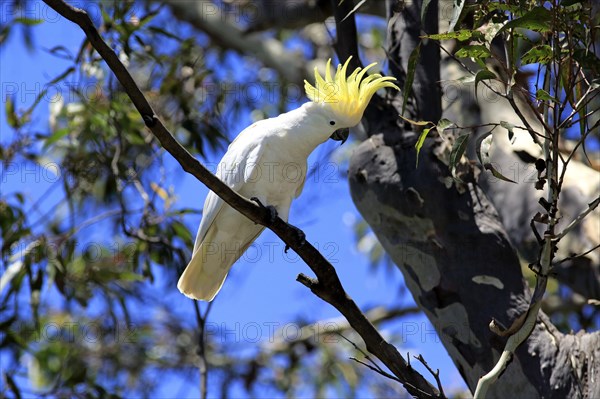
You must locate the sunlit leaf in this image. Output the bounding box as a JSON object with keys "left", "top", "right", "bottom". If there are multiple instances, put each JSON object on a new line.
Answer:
{"left": 535, "top": 89, "right": 558, "bottom": 103}
{"left": 4, "top": 95, "right": 18, "bottom": 128}
{"left": 43, "top": 128, "right": 69, "bottom": 149}
{"left": 455, "top": 45, "right": 491, "bottom": 59}
{"left": 437, "top": 118, "right": 456, "bottom": 131}
{"left": 496, "top": 6, "right": 553, "bottom": 37}
{"left": 14, "top": 18, "right": 43, "bottom": 26}
{"left": 425, "top": 29, "right": 478, "bottom": 41}
{"left": 521, "top": 45, "right": 553, "bottom": 65}
{"left": 415, "top": 128, "right": 431, "bottom": 167}
{"left": 399, "top": 115, "right": 434, "bottom": 127}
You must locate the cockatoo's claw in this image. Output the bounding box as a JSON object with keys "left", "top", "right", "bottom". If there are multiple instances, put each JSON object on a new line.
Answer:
{"left": 285, "top": 225, "right": 306, "bottom": 253}
{"left": 250, "top": 197, "right": 278, "bottom": 224}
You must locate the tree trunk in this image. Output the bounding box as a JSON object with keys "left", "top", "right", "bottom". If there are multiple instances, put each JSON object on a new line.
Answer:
{"left": 348, "top": 0, "right": 599, "bottom": 396}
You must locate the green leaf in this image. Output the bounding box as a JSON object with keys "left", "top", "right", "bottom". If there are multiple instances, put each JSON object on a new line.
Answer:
{"left": 487, "top": 165, "right": 517, "bottom": 183}
{"left": 437, "top": 118, "right": 456, "bottom": 131}
{"left": 421, "top": 0, "right": 433, "bottom": 23}
{"left": 476, "top": 131, "right": 517, "bottom": 184}
{"left": 148, "top": 26, "right": 183, "bottom": 42}
{"left": 402, "top": 42, "right": 421, "bottom": 116}
{"left": 43, "top": 128, "right": 70, "bottom": 148}
{"left": 172, "top": 221, "right": 193, "bottom": 244}
{"left": 448, "top": 0, "right": 466, "bottom": 32}
{"left": 14, "top": 17, "right": 43, "bottom": 26}
{"left": 399, "top": 115, "right": 434, "bottom": 127}
{"left": 118, "top": 271, "right": 144, "bottom": 282}
{"left": 46, "top": 45, "right": 73, "bottom": 60}
{"left": 450, "top": 133, "right": 470, "bottom": 181}
{"left": 573, "top": 49, "right": 600, "bottom": 72}
{"left": 535, "top": 89, "right": 558, "bottom": 103}
{"left": 455, "top": 45, "right": 491, "bottom": 60}
{"left": 474, "top": 69, "right": 497, "bottom": 102}
{"left": 415, "top": 128, "right": 431, "bottom": 167}
{"left": 425, "top": 30, "right": 476, "bottom": 41}
{"left": 5, "top": 94, "right": 19, "bottom": 128}
{"left": 476, "top": 131, "right": 493, "bottom": 166}
{"left": 521, "top": 45, "right": 553, "bottom": 65}
{"left": 496, "top": 7, "right": 553, "bottom": 37}
{"left": 500, "top": 121, "right": 515, "bottom": 142}
{"left": 481, "top": 22, "right": 506, "bottom": 45}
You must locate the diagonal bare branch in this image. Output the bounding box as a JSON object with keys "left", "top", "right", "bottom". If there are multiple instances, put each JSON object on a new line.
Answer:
{"left": 42, "top": 0, "right": 441, "bottom": 397}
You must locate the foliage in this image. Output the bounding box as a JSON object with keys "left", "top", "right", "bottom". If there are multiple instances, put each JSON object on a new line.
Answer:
{"left": 1, "top": 1, "right": 414, "bottom": 397}
{"left": 1, "top": 0, "right": 598, "bottom": 397}
{"left": 420, "top": 0, "right": 600, "bottom": 334}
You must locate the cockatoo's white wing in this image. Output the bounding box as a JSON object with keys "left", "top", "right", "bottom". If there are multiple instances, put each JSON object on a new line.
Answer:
{"left": 178, "top": 122, "right": 268, "bottom": 300}
{"left": 191, "top": 122, "right": 267, "bottom": 252}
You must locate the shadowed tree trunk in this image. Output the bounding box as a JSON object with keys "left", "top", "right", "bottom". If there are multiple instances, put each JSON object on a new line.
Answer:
{"left": 348, "top": 0, "right": 599, "bottom": 396}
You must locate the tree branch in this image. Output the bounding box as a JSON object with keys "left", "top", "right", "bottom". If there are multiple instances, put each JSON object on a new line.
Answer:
{"left": 162, "top": 0, "right": 311, "bottom": 85}
{"left": 555, "top": 196, "right": 600, "bottom": 241}
{"left": 239, "top": 0, "right": 386, "bottom": 34}
{"left": 42, "top": 0, "right": 441, "bottom": 397}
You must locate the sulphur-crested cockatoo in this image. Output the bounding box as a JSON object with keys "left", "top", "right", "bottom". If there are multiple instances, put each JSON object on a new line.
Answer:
{"left": 178, "top": 57, "right": 399, "bottom": 300}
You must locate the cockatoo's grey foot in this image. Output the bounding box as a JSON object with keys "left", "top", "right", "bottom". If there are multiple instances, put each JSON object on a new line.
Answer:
{"left": 285, "top": 225, "right": 306, "bottom": 253}
{"left": 250, "top": 197, "right": 278, "bottom": 224}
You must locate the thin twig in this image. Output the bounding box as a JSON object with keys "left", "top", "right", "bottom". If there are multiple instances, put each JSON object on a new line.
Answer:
{"left": 475, "top": 19, "right": 563, "bottom": 397}
{"left": 193, "top": 300, "right": 213, "bottom": 399}
{"left": 554, "top": 196, "right": 600, "bottom": 241}
{"left": 338, "top": 333, "right": 386, "bottom": 374}
{"left": 414, "top": 354, "right": 446, "bottom": 399}
{"left": 554, "top": 243, "right": 600, "bottom": 265}
{"left": 350, "top": 357, "right": 402, "bottom": 383}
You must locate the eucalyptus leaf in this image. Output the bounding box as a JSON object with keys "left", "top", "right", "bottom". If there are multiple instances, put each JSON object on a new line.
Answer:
{"left": 415, "top": 128, "right": 431, "bottom": 167}
{"left": 450, "top": 133, "right": 470, "bottom": 181}
{"left": 474, "top": 70, "right": 497, "bottom": 102}
{"left": 402, "top": 43, "right": 421, "bottom": 116}
{"left": 496, "top": 7, "right": 553, "bottom": 37}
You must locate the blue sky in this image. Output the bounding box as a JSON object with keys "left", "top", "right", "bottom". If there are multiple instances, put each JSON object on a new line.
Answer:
{"left": 1, "top": 2, "right": 467, "bottom": 397}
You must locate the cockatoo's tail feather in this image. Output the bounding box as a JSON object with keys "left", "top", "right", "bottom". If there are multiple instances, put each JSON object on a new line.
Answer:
{"left": 304, "top": 56, "right": 399, "bottom": 125}
{"left": 178, "top": 242, "right": 229, "bottom": 301}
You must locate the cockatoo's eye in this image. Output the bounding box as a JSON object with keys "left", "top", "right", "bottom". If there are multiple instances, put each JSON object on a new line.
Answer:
{"left": 329, "top": 120, "right": 336, "bottom": 126}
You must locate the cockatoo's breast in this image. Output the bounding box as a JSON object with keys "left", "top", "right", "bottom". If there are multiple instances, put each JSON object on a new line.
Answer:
{"left": 236, "top": 131, "right": 308, "bottom": 215}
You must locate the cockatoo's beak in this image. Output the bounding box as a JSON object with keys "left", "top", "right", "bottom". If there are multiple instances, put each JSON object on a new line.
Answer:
{"left": 330, "top": 127, "right": 349, "bottom": 144}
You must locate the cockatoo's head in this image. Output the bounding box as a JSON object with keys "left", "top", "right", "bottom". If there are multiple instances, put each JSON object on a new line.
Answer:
{"left": 304, "top": 57, "right": 399, "bottom": 142}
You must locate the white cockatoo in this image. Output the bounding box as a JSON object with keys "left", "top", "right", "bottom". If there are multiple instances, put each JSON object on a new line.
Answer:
{"left": 178, "top": 57, "right": 399, "bottom": 301}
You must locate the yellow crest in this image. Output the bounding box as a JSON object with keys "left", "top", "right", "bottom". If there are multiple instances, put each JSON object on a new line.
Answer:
{"left": 304, "top": 56, "right": 399, "bottom": 122}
